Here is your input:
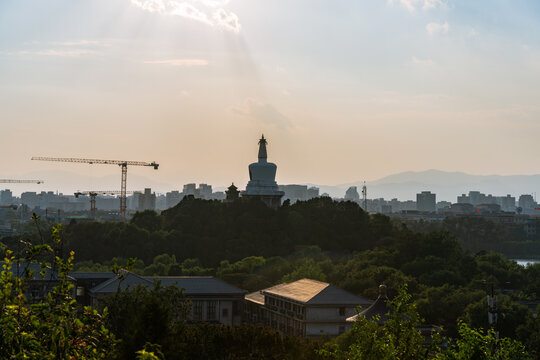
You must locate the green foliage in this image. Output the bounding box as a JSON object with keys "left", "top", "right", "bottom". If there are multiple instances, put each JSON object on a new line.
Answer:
{"left": 436, "top": 321, "right": 532, "bottom": 360}
{"left": 130, "top": 210, "right": 163, "bottom": 232}
{"left": 516, "top": 305, "right": 540, "bottom": 357}
{"left": 101, "top": 281, "right": 190, "bottom": 360}
{"left": 135, "top": 343, "right": 165, "bottom": 360}
{"left": 319, "top": 285, "right": 432, "bottom": 360}
{"left": 282, "top": 258, "right": 327, "bottom": 283}
{"left": 64, "top": 197, "right": 378, "bottom": 266}
{"left": 167, "top": 323, "right": 323, "bottom": 360}
{"left": 0, "top": 224, "right": 117, "bottom": 359}
{"left": 461, "top": 295, "right": 530, "bottom": 339}
{"left": 59, "top": 198, "right": 540, "bottom": 354}
{"left": 321, "top": 286, "right": 531, "bottom": 360}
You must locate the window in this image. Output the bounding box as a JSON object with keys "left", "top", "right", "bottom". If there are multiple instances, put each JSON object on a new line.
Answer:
{"left": 339, "top": 307, "right": 346, "bottom": 316}
{"left": 222, "top": 308, "right": 229, "bottom": 317}
{"left": 192, "top": 301, "right": 203, "bottom": 321}
{"left": 207, "top": 300, "right": 217, "bottom": 321}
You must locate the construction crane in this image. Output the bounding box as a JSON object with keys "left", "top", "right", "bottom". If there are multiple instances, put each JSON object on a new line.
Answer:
{"left": 0, "top": 179, "right": 43, "bottom": 184}
{"left": 74, "top": 190, "right": 139, "bottom": 216}
{"left": 31, "top": 157, "right": 159, "bottom": 220}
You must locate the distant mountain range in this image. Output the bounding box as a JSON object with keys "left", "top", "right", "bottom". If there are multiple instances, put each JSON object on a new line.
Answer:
{"left": 311, "top": 170, "right": 540, "bottom": 202}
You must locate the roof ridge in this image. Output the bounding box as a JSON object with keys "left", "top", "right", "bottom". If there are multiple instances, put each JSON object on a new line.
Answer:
{"left": 90, "top": 270, "right": 151, "bottom": 293}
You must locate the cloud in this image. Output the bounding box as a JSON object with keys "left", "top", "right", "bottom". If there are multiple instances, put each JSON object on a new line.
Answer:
{"left": 10, "top": 40, "right": 110, "bottom": 58}
{"left": 388, "top": 0, "right": 445, "bottom": 12}
{"left": 143, "top": 58, "right": 209, "bottom": 66}
{"left": 197, "top": 0, "right": 230, "bottom": 7}
{"left": 14, "top": 49, "right": 98, "bottom": 57}
{"left": 169, "top": 3, "right": 213, "bottom": 25}
{"left": 422, "top": 0, "right": 445, "bottom": 10}
{"left": 426, "top": 21, "right": 449, "bottom": 35}
{"left": 212, "top": 8, "right": 241, "bottom": 33}
{"left": 130, "top": 0, "right": 241, "bottom": 33}
{"left": 50, "top": 40, "right": 111, "bottom": 47}
{"left": 412, "top": 56, "right": 435, "bottom": 66}
{"left": 233, "top": 99, "right": 292, "bottom": 128}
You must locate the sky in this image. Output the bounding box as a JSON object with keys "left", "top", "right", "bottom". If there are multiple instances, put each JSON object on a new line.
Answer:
{"left": 1, "top": 0, "right": 540, "bottom": 195}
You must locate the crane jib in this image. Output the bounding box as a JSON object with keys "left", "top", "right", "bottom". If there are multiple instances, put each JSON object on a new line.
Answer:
{"left": 31, "top": 156, "right": 159, "bottom": 221}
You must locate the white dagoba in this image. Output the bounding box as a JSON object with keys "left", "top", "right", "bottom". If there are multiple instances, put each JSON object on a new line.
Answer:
{"left": 242, "top": 135, "right": 284, "bottom": 209}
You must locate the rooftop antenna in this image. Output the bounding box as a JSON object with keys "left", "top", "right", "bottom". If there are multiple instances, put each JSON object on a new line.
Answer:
{"left": 362, "top": 181, "right": 367, "bottom": 211}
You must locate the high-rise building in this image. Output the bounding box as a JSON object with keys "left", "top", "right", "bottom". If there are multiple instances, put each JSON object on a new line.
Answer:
{"left": 344, "top": 187, "right": 360, "bottom": 202}
{"left": 518, "top": 194, "right": 536, "bottom": 212}
{"left": 307, "top": 187, "right": 320, "bottom": 199}
{"left": 499, "top": 195, "right": 516, "bottom": 212}
{"left": 198, "top": 184, "right": 212, "bottom": 199}
{"left": 416, "top": 191, "right": 436, "bottom": 212}
{"left": 183, "top": 184, "right": 196, "bottom": 196}
{"left": 0, "top": 190, "right": 13, "bottom": 206}
{"left": 136, "top": 188, "right": 156, "bottom": 211}
{"left": 166, "top": 190, "right": 183, "bottom": 209}
{"left": 21, "top": 192, "right": 39, "bottom": 209}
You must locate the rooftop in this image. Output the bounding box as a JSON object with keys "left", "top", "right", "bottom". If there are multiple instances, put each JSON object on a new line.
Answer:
{"left": 259, "top": 278, "right": 370, "bottom": 306}
{"left": 89, "top": 271, "right": 245, "bottom": 296}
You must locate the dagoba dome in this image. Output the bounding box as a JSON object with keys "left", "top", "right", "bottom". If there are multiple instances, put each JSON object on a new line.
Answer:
{"left": 242, "top": 135, "right": 284, "bottom": 209}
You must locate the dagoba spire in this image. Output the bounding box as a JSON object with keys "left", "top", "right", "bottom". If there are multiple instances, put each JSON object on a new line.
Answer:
{"left": 258, "top": 134, "right": 268, "bottom": 162}
{"left": 243, "top": 134, "right": 284, "bottom": 209}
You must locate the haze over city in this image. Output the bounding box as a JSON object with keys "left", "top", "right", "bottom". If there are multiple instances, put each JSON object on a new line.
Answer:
{"left": 2, "top": 0, "right": 540, "bottom": 194}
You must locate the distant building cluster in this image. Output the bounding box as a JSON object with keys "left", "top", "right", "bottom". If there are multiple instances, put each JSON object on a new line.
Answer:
{"left": 278, "top": 185, "right": 320, "bottom": 204}
{"left": 339, "top": 186, "right": 539, "bottom": 217}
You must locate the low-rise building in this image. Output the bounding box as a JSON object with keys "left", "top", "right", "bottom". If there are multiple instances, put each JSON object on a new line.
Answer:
{"left": 89, "top": 271, "right": 245, "bottom": 326}
{"left": 245, "top": 278, "right": 370, "bottom": 337}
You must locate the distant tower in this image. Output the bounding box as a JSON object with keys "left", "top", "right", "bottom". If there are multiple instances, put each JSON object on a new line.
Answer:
{"left": 225, "top": 183, "right": 240, "bottom": 202}
{"left": 362, "top": 182, "right": 367, "bottom": 211}
{"left": 241, "top": 135, "right": 284, "bottom": 209}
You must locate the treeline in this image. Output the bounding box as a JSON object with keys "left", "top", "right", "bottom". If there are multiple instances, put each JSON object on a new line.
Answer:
{"left": 61, "top": 197, "right": 391, "bottom": 265}
{"left": 401, "top": 216, "right": 540, "bottom": 257}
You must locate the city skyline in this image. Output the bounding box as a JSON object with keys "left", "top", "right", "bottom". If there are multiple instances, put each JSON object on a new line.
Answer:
{"left": 2, "top": 1, "right": 540, "bottom": 188}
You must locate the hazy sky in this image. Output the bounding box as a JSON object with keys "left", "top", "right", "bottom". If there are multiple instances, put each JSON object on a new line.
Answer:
{"left": 1, "top": 0, "right": 540, "bottom": 194}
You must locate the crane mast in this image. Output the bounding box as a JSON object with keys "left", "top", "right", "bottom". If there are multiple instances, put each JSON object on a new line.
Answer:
{"left": 32, "top": 156, "right": 158, "bottom": 220}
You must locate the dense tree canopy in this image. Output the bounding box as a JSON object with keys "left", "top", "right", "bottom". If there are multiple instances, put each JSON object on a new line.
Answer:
{"left": 3, "top": 198, "right": 540, "bottom": 357}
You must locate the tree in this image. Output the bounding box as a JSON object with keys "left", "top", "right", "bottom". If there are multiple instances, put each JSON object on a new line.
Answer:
{"left": 101, "top": 281, "right": 190, "bottom": 360}
{"left": 319, "top": 285, "right": 433, "bottom": 360}
{"left": 436, "top": 321, "right": 531, "bottom": 360}
{"left": 0, "top": 224, "right": 117, "bottom": 358}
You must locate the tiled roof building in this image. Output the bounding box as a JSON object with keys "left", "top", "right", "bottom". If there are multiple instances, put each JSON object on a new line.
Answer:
{"left": 245, "top": 278, "right": 371, "bottom": 337}
{"left": 88, "top": 271, "right": 246, "bottom": 326}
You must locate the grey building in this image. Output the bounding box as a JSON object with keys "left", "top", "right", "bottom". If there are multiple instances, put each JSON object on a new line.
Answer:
{"left": 134, "top": 188, "right": 156, "bottom": 211}
{"left": 166, "top": 190, "right": 183, "bottom": 209}
{"left": 89, "top": 271, "right": 245, "bottom": 326}
{"left": 245, "top": 278, "right": 370, "bottom": 337}
{"left": 416, "top": 191, "right": 436, "bottom": 213}
{"left": 344, "top": 187, "right": 360, "bottom": 202}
